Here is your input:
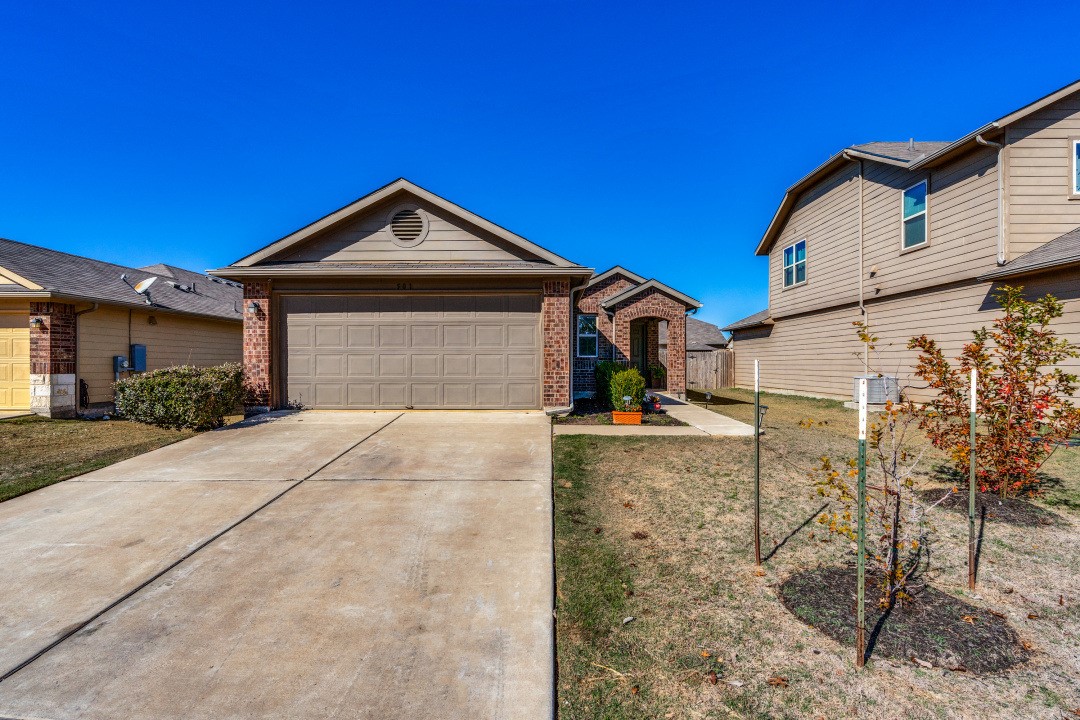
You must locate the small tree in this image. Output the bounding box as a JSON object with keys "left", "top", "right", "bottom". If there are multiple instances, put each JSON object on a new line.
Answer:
{"left": 909, "top": 286, "right": 1080, "bottom": 497}
{"left": 609, "top": 367, "right": 646, "bottom": 411}
{"left": 813, "top": 323, "right": 950, "bottom": 607}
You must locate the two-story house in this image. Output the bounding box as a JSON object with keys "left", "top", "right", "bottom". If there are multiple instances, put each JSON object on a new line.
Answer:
{"left": 724, "top": 79, "right": 1080, "bottom": 401}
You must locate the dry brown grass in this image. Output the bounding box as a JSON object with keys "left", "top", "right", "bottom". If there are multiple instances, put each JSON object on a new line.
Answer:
{"left": 554, "top": 389, "right": 1080, "bottom": 719}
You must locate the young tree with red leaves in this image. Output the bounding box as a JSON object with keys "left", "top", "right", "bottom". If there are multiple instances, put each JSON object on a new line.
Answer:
{"left": 909, "top": 286, "right": 1080, "bottom": 498}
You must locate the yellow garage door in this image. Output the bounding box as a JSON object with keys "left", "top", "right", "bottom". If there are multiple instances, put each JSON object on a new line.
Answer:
{"left": 0, "top": 315, "right": 30, "bottom": 411}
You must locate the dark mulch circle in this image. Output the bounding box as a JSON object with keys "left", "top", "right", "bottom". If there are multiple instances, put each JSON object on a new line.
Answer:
{"left": 778, "top": 565, "right": 1030, "bottom": 673}
{"left": 916, "top": 488, "right": 1065, "bottom": 528}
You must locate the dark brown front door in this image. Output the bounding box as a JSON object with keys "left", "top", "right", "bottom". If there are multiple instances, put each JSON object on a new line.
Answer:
{"left": 629, "top": 322, "right": 647, "bottom": 376}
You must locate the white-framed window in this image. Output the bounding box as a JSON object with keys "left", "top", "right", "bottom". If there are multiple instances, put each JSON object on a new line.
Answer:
{"left": 782, "top": 239, "right": 806, "bottom": 288}
{"left": 902, "top": 180, "right": 928, "bottom": 249}
{"left": 576, "top": 314, "right": 598, "bottom": 357}
{"left": 1072, "top": 138, "right": 1080, "bottom": 195}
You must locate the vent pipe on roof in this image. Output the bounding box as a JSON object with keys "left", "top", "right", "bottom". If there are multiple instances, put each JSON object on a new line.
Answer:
{"left": 909, "top": 138, "right": 915, "bottom": 151}
{"left": 976, "top": 134, "right": 1007, "bottom": 265}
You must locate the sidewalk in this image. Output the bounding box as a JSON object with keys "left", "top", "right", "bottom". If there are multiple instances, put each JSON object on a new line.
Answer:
{"left": 553, "top": 394, "right": 754, "bottom": 437}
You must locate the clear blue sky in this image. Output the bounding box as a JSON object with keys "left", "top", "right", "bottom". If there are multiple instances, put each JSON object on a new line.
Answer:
{"left": 1, "top": 1, "right": 1076, "bottom": 329}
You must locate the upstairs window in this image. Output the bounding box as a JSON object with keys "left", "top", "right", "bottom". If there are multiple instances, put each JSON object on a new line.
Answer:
{"left": 576, "top": 314, "right": 598, "bottom": 357}
{"left": 783, "top": 240, "right": 806, "bottom": 288}
{"left": 902, "top": 180, "right": 928, "bottom": 249}
{"left": 1073, "top": 139, "right": 1080, "bottom": 195}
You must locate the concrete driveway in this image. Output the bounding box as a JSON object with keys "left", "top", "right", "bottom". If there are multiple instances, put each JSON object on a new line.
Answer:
{"left": 0, "top": 411, "right": 553, "bottom": 720}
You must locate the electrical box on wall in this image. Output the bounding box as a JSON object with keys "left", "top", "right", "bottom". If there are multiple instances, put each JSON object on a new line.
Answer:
{"left": 130, "top": 344, "right": 147, "bottom": 372}
{"left": 113, "top": 355, "right": 130, "bottom": 374}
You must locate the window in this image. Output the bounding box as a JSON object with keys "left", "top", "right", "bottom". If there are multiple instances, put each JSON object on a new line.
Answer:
{"left": 1072, "top": 139, "right": 1080, "bottom": 195}
{"left": 576, "top": 314, "right": 598, "bottom": 357}
{"left": 782, "top": 240, "right": 806, "bottom": 288}
{"left": 902, "top": 180, "right": 928, "bottom": 249}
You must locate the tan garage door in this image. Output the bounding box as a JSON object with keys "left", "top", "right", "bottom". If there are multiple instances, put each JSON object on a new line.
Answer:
{"left": 0, "top": 315, "right": 30, "bottom": 411}
{"left": 283, "top": 294, "right": 542, "bottom": 410}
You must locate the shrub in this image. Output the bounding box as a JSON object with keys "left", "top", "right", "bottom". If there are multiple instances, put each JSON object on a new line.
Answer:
{"left": 610, "top": 367, "right": 646, "bottom": 411}
{"left": 594, "top": 360, "right": 622, "bottom": 409}
{"left": 114, "top": 363, "right": 245, "bottom": 430}
{"left": 909, "top": 286, "right": 1080, "bottom": 497}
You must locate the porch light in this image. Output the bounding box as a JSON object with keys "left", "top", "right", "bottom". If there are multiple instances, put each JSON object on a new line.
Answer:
{"left": 29, "top": 317, "right": 44, "bottom": 328}
{"left": 757, "top": 404, "right": 769, "bottom": 435}
{"left": 246, "top": 301, "right": 260, "bottom": 314}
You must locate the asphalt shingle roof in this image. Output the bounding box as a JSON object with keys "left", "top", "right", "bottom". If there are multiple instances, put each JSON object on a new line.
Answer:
{"left": 980, "top": 226, "right": 1080, "bottom": 280}
{"left": 722, "top": 309, "right": 771, "bottom": 332}
{"left": 0, "top": 238, "right": 242, "bottom": 321}
{"left": 849, "top": 141, "right": 952, "bottom": 164}
{"left": 659, "top": 316, "right": 728, "bottom": 351}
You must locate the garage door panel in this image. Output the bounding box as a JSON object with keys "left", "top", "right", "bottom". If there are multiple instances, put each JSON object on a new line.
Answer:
{"left": 285, "top": 294, "right": 541, "bottom": 410}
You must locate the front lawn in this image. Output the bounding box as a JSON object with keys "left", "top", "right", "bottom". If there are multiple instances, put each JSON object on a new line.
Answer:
{"left": 553, "top": 389, "right": 1080, "bottom": 719}
{"left": 0, "top": 416, "right": 194, "bottom": 502}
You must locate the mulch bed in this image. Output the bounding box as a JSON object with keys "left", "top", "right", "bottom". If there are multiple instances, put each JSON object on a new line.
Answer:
{"left": 555, "top": 398, "right": 687, "bottom": 427}
{"left": 917, "top": 488, "right": 1065, "bottom": 528}
{"left": 778, "top": 565, "right": 1029, "bottom": 673}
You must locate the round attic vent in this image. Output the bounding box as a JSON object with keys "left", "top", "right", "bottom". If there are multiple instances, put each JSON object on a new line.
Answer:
{"left": 390, "top": 208, "right": 425, "bottom": 244}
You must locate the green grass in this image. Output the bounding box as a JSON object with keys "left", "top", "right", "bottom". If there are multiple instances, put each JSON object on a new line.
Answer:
{"left": 0, "top": 416, "right": 193, "bottom": 502}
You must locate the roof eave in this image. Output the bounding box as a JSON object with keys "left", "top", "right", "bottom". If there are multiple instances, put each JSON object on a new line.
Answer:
{"left": 978, "top": 257, "right": 1080, "bottom": 281}
{"left": 209, "top": 265, "right": 595, "bottom": 280}
{"left": 598, "top": 279, "right": 702, "bottom": 310}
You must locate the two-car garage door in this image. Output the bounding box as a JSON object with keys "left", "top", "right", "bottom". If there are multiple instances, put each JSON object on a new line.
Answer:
{"left": 283, "top": 294, "right": 542, "bottom": 410}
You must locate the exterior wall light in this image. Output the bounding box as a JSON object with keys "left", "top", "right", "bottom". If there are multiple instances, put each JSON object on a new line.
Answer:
{"left": 30, "top": 317, "right": 44, "bottom": 328}
{"left": 246, "top": 301, "right": 260, "bottom": 314}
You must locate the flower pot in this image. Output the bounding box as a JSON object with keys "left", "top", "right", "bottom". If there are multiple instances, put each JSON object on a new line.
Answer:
{"left": 612, "top": 411, "right": 642, "bottom": 425}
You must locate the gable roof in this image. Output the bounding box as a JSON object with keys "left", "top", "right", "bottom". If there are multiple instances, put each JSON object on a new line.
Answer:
{"left": 584, "top": 265, "right": 647, "bottom": 288}
{"left": 0, "top": 238, "right": 243, "bottom": 322}
{"left": 599, "top": 278, "right": 702, "bottom": 310}
{"left": 721, "top": 309, "right": 772, "bottom": 332}
{"left": 756, "top": 77, "right": 1080, "bottom": 256}
{"left": 980, "top": 226, "right": 1080, "bottom": 280}
{"left": 659, "top": 316, "right": 728, "bottom": 350}
{"left": 219, "top": 178, "right": 589, "bottom": 275}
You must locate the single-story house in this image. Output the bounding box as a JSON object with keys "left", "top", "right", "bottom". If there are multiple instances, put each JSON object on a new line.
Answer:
{"left": 0, "top": 238, "right": 243, "bottom": 418}
{"left": 210, "top": 179, "right": 702, "bottom": 412}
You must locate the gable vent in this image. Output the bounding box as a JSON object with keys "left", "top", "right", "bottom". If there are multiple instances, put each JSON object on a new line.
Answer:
{"left": 391, "top": 209, "right": 424, "bottom": 242}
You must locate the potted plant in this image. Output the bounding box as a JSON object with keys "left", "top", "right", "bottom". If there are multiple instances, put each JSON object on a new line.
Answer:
{"left": 648, "top": 363, "right": 667, "bottom": 390}
{"left": 610, "top": 367, "right": 646, "bottom": 425}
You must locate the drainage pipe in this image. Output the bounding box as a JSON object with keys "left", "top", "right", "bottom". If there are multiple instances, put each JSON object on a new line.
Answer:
{"left": 73, "top": 302, "right": 99, "bottom": 410}
{"left": 976, "top": 134, "right": 1006, "bottom": 265}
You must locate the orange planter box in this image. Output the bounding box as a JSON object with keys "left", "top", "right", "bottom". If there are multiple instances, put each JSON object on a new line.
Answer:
{"left": 612, "top": 411, "right": 643, "bottom": 425}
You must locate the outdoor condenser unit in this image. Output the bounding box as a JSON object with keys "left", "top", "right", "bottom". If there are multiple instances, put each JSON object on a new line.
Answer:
{"left": 852, "top": 375, "right": 899, "bottom": 405}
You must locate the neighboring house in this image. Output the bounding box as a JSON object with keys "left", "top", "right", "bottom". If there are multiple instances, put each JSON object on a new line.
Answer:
{"left": 660, "top": 316, "right": 728, "bottom": 356}
{"left": 725, "top": 79, "right": 1080, "bottom": 402}
{"left": 210, "top": 179, "right": 701, "bottom": 412}
{"left": 0, "top": 239, "right": 243, "bottom": 417}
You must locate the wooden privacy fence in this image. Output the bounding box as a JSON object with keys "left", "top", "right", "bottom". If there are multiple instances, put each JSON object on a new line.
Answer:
{"left": 685, "top": 349, "right": 734, "bottom": 390}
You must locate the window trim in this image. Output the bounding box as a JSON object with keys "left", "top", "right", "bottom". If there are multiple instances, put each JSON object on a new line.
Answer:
{"left": 576, "top": 313, "right": 598, "bottom": 358}
{"left": 1070, "top": 137, "right": 1080, "bottom": 199}
{"left": 900, "top": 179, "right": 930, "bottom": 252}
{"left": 781, "top": 239, "right": 807, "bottom": 289}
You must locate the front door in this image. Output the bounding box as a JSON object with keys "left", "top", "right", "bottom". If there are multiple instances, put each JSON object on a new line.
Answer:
{"left": 629, "top": 322, "right": 647, "bottom": 376}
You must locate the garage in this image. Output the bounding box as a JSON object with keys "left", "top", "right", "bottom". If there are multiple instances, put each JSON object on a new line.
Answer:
{"left": 0, "top": 312, "right": 30, "bottom": 412}
{"left": 283, "top": 293, "right": 542, "bottom": 410}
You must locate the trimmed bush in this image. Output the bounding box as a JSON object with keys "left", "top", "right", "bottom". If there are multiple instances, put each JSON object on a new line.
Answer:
{"left": 594, "top": 360, "right": 622, "bottom": 409}
{"left": 114, "top": 363, "right": 245, "bottom": 430}
{"left": 610, "top": 367, "right": 646, "bottom": 411}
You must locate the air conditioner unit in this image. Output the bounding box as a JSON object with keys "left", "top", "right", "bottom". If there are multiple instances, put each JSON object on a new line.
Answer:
{"left": 852, "top": 374, "right": 899, "bottom": 405}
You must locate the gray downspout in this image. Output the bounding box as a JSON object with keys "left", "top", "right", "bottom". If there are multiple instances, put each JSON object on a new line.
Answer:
{"left": 976, "top": 134, "right": 1007, "bottom": 265}
{"left": 73, "top": 302, "right": 99, "bottom": 412}
{"left": 568, "top": 283, "right": 587, "bottom": 413}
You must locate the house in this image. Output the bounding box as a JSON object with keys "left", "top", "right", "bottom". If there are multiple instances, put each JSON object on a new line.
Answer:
{"left": 724, "top": 79, "right": 1080, "bottom": 401}
{"left": 660, "top": 316, "right": 728, "bottom": 357}
{"left": 210, "top": 180, "right": 701, "bottom": 412}
{"left": 0, "top": 239, "right": 243, "bottom": 418}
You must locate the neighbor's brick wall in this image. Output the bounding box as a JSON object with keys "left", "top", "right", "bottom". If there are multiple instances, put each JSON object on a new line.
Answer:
{"left": 612, "top": 289, "right": 687, "bottom": 395}
{"left": 29, "top": 302, "right": 76, "bottom": 375}
{"left": 542, "top": 279, "right": 571, "bottom": 408}
{"left": 572, "top": 274, "right": 636, "bottom": 395}
{"left": 242, "top": 281, "right": 272, "bottom": 408}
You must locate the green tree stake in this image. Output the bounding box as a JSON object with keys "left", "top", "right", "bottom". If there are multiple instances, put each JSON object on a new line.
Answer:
{"left": 754, "top": 359, "right": 761, "bottom": 566}
{"left": 856, "top": 377, "right": 868, "bottom": 669}
{"left": 969, "top": 367, "right": 977, "bottom": 590}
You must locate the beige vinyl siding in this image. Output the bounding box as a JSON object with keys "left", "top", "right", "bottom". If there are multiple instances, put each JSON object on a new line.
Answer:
{"left": 278, "top": 197, "right": 529, "bottom": 264}
{"left": 78, "top": 306, "right": 242, "bottom": 404}
{"left": 862, "top": 147, "right": 1000, "bottom": 297}
{"left": 1006, "top": 90, "right": 1080, "bottom": 257}
{"left": 768, "top": 163, "right": 860, "bottom": 318}
{"left": 733, "top": 269, "right": 1080, "bottom": 403}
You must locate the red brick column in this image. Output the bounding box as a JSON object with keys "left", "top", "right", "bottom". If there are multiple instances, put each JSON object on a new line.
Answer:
{"left": 29, "top": 302, "right": 77, "bottom": 418}
{"left": 666, "top": 314, "right": 686, "bottom": 396}
{"left": 242, "top": 281, "right": 273, "bottom": 410}
{"left": 542, "top": 279, "right": 571, "bottom": 410}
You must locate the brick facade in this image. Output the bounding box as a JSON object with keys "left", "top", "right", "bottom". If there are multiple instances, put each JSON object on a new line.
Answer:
{"left": 610, "top": 289, "right": 688, "bottom": 396}
{"left": 29, "top": 302, "right": 77, "bottom": 418}
{"left": 572, "top": 275, "right": 635, "bottom": 396}
{"left": 542, "top": 279, "right": 571, "bottom": 409}
{"left": 242, "top": 281, "right": 273, "bottom": 409}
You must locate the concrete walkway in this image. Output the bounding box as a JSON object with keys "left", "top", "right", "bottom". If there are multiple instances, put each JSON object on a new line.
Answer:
{"left": 0, "top": 411, "right": 554, "bottom": 720}
{"left": 658, "top": 394, "right": 755, "bottom": 436}
{"left": 553, "top": 424, "right": 705, "bottom": 436}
